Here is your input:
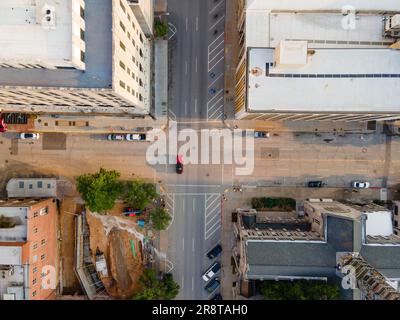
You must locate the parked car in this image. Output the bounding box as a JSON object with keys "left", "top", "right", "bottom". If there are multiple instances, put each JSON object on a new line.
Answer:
{"left": 202, "top": 262, "right": 221, "bottom": 282}
{"left": 122, "top": 208, "right": 143, "bottom": 217}
{"left": 352, "top": 181, "right": 370, "bottom": 189}
{"left": 308, "top": 181, "right": 324, "bottom": 188}
{"left": 204, "top": 278, "right": 220, "bottom": 293}
{"left": 206, "top": 244, "right": 222, "bottom": 259}
{"left": 254, "top": 131, "right": 270, "bottom": 138}
{"left": 107, "top": 134, "right": 124, "bottom": 141}
{"left": 19, "top": 133, "right": 40, "bottom": 140}
{"left": 126, "top": 133, "right": 146, "bottom": 141}
{"left": 211, "top": 293, "right": 223, "bottom": 300}
{"left": 176, "top": 154, "right": 184, "bottom": 174}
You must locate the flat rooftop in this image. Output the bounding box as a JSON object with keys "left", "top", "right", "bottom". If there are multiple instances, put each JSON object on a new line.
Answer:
{"left": 247, "top": 47, "right": 400, "bottom": 113}
{"left": 0, "top": 0, "right": 112, "bottom": 89}
{"left": 0, "top": 0, "right": 72, "bottom": 65}
{"left": 0, "top": 207, "right": 28, "bottom": 242}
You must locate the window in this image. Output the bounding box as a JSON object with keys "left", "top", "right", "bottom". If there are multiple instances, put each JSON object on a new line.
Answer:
{"left": 395, "top": 221, "right": 398, "bottom": 227}
{"left": 395, "top": 206, "right": 398, "bottom": 216}
{"left": 32, "top": 291, "right": 37, "bottom": 297}
{"left": 41, "top": 239, "right": 46, "bottom": 246}
{"left": 33, "top": 211, "right": 39, "bottom": 218}
{"left": 37, "top": 181, "right": 43, "bottom": 188}
{"left": 119, "top": 81, "right": 126, "bottom": 89}
{"left": 80, "top": 29, "right": 85, "bottom": 41}
{"left": 120, "top": 41, "right": 126, "bottom": 51}
{"left": 33, "top": 255, "right": 38, "bottom": 263}
{"left": 127, "top": 14, "right": 131, "bottom": 21}
{"left": 32, "top": 278, "right": 37, "bottom": 285}
{"left": 80, "top": 50, "right": 85, "bottom": 62}
{"left": 80, "top": 6, "right": 85, "bottom": 19}
{"left": 32, "top": 243, "right": 38, "bottom": 250}
{"left": 40, "top": 207, "right": 48, "bottom": 216}
{"left": 119, "top": 61, "right": 126, "bottom": 70}
{"left": 120, "top": 21, "right": 126, "bottom": 32}
{"left": 120, "top": 0, "right": 126, "bottom": 13}
{"left": 19, "top": 181, "right": 24, "bottom": 188}
{"left": 29, "top": 184, "right": 33, "bottom": 189}
{"left": 41, "top": 254, "right": 46, "bottom": 261}
{"left": 47, "top": 184, "right": 51, "bottom": 189}
{"left": 33, "top": 267, "right": 38, "bottom": 274}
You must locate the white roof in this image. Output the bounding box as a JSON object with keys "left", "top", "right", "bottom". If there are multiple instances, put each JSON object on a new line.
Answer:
{"left": 247, "top": 47, "right": 400, "bottom": 113}
{"left": 0, "top": 0, "right": 72, "bottom": 66}
{"left": 364, "top": 211, "right": 393, "bottom": 236}
{"left": 245, "top": 1, "right": 399, "bottom": 49}
{"left": 0, "top": 246, "right": 22, "bottom": 265}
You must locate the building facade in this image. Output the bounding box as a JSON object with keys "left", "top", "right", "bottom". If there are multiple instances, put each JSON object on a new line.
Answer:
{"left": 0, "top": 198, "right": 58, "bottom": 300}
{"left": 0, "top": 0, "right": 152, "bottom": 116}
{"left": 235, "top": 0, "right": 400, "bottom": 122}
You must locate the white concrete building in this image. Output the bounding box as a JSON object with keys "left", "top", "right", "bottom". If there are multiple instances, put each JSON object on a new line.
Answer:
{"left": 0, "top": 0, "right": 152, "bottom": 115}
{"left": 127, "top": 0, "right": 154, "bottom": 37}
{"left": 235, "top": 0, "right": 400, "bottom": 121}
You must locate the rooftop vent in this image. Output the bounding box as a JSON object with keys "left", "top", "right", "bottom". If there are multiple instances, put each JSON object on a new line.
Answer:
{"left": 40, "top": 4, "right": 56, "bottom": 30}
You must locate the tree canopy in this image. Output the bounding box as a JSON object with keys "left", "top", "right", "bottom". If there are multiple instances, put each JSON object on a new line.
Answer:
{"left": 150, "top": 207, "right": 171, "bottom": 231}
{"left": 260, "top": 280, "right": 341, "bottom": 300}
{"left": 124, "top": 180, "right": 157, "bottom": 210}
{"left": 133, "top": 269, "right": 179, "bottom": 300}
{"left": 76, "top": 168, "right": 124, "bottom": 213}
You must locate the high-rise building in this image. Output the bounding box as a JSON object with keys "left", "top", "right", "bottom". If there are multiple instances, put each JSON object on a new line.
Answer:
{"left": 0, "top": 0, "right": 152, "bottom": 115}
{"left": 0, "top": 198, "right": 58, "bottom": 300}
{"left": 235, "top": 0, "right": 400, "bottom": 122}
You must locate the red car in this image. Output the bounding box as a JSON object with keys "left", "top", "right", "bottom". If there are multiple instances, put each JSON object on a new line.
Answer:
{"left": 176, "top": 154, "right": 183, "bottom": 174}
{"left": 122, "top": 208, "right": 143, "bottom": 217}
{"left": 0, "top": 118, "right": 7, "bottom": 133}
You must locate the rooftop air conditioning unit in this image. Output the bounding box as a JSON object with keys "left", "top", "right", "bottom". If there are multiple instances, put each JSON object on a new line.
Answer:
{"left": 385, "top": 14, "right": 400, "bottom": 38}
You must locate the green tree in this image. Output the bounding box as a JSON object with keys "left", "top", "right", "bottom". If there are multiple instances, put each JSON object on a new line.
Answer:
{"left": 154, "top": 20, "right": 168, "bottom": 38}
{"left": 133, "top": 269, "right": 180, "bottom": 300}
{"left": 76, "top": 168, "right": 124, "bottom": 214}
{"left": 150, "top": 207, "right": 171, "bottom": 230}
{"left": 261, "top": 280, "right": 340, "bottom": 300}
{"left": 124, "top": 180, "right": 157, "bottom": 210}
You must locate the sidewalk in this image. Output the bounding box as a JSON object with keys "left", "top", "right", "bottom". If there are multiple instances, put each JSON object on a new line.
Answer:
{"left": 31, "top": 115, "right": 166, "bottom": 134}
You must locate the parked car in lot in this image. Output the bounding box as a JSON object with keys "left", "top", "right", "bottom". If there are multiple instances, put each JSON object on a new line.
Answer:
{"left": 204, "top": 278, "right": 220, "bottom": 293}
{"left": 207, "top": 244, "right": 222, "bottom": 259}
{"left": 126, "top": 133, "right": 146, "bottom": 141}
{"left": 352, "top": 181, "right": 370, "bottom": 189}
{"left": 176, "top": 154, "right": 184, "bottom": 174}
{"left": 122, "top": 208, "right": 143, "bottom": 217}
{"left": 254, "top": 131, "right": 270, "bottom": 138}
{"left": 308, "top": 181, "right": 324, "bottom": 188}
{"left": 107, "top": 134, "right": 124, "bottom": 141}
{"left": 19, "top": 133, "right": 40, "bottom": 140}
{"left": 202, "top": 262, "right": 221, "bottom": 282}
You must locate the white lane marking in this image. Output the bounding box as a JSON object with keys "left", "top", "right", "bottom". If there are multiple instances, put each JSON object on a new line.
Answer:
{"left": 209, "top": 15, "right": 225, "bottom": 31}
{"left": 166, "top": 184, "right": 221, "bottom": 188}
{"left": 208, "top": 48, "right": 224, "bottom": 64}
{"left": 192, "top": 238, "right": 195, "bottom": 252}
{"left": 209, "top": 55, "right": 225, "bottom": 72}
{"left": 208, "top": 73, "right": 224, "bottom": 88}
{"left": 208, "top": 31, "right": 225, "bottom": 48}
{"left": 182, "top": 275, "right": 185, "bottom": 288}
{"left": 208, "top": 39, "right": 225, "bottom": 55}
{"left": 207, "top": 89, "right": 224, "bottom": 103}
{"left": 210, "top": 0, "right": 223, "bottom": 14}
{"left": 185, "top": 61, "right": 188, "bottom": 75}
{"left": 195, "top": 57, "right": 198, "bottom": 73}
{"left": 194, "top": 98, "right": 198, "bottom": 113}
{"left": 192, "top": 277, "right": 195, "bottom": 291}
{"left": 208, "top": 107, "right": 224, "bottom": 120}
{"left": 182, "top": 237, "right": 185, "bottom": 251}
{"left": 196, "top": 16, "right": 198, "bottom": 32}
{"left": 193, "top": 198, "right": 196, "bottom": 211}
{"left": 184, "top": 101, "right": 188, "bottom": 114}
{"left": 208, "top": 96, "right": 223, "bottom": 111}
{"left": 186, "top": 17, "right": 188, "bottom": 32}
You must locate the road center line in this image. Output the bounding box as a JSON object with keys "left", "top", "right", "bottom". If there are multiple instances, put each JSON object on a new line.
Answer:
{"left": 185, "top": 17, "right": 188, "bottom": 32}
{"left": 195, "top": 57, "right": 198, "bottom": 73}
{"left": 193, "top": 198, "right": 196, "bottom": 211}
{"left": 192, "top": 238, "right": 195, "bottom": 252}
{"left": 182, "top": 238, "right": 185, "bottom": 251}
{"left": 194, "top": 98, "right": 198, "bottom": 113}
{"left": 185, "top": 61, "right": 188, "bottom": 75}
{"left": 196, "top": 16, "right": 198, "bottom": 32}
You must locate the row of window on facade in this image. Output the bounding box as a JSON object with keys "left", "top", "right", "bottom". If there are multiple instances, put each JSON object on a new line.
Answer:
{"left": 19, "top": 181, "right": 52, "bottom": 189}
{"left": 119, "top": 0, "right": 145, "bottom": 44}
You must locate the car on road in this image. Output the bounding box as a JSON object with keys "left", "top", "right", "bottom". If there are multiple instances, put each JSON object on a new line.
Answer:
{"left": 107, "top": 134, "right": 125, "bottom": 141}
{"left": 126, "top": 133, "right": 146, "bottom": 141}
{"left": 206, "top": 244, "right": 222, "bottom": 259}
{"left": 211, "top": 293, "right": 223, "bottom": 300}
{"left": 202, "top": 262, "right": 221, "bottom": 282}
{"left": 352, "top": 181, "right": 370, "bottom": 189}
{"left": 204, "top": 278, "right": 220, "bottom": 294}
{"left": 19, "top": 133, "right": 40, "bottom": 140}
{"left": 254, "top": 131, "right": 270, "bottom": 138}
{"left": 176, "top": 154, "right": 183, "bottom": 174}
{"left": 308, "top": 181, "right": 324, "bottom": 188}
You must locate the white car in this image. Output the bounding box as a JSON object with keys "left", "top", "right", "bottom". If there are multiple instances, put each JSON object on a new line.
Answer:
{"left": 352, "top": 181, "right": 370, "bottom": 189}
{"left": 19, "top": 133, "right": 40, "bottom": 140}
{"left": 202, "top": 262, "right": 221, "bottom": 282}
{"left": 126, "top": 133, "right": 146, "bottom": 141}
{"left": 107, "top": 134, "right": 124, "bottom": 141}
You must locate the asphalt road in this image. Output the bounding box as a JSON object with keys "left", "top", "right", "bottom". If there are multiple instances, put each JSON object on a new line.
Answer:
{"left": 164, "top": 0, "right": 227, "bottom": 299}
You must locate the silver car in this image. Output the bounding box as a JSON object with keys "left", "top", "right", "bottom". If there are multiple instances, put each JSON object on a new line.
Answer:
{"left": 202, "top": 262, "right": 221, "bottom": 282}
{"left": 20, "top": 133, "right": 40, "bottom": 140}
